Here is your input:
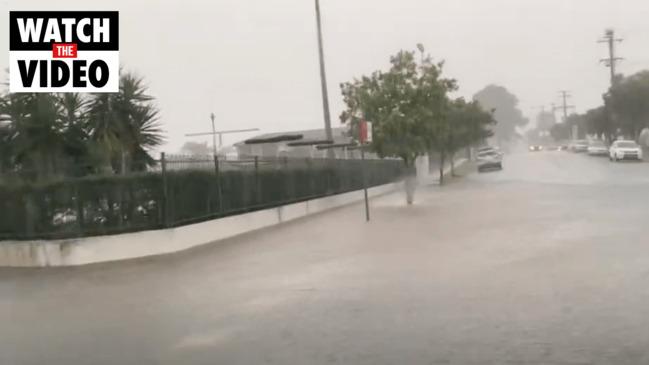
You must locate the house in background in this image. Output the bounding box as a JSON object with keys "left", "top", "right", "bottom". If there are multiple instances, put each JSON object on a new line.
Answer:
{"left": 234, "top": 127, "right": 370, "bottom": 159}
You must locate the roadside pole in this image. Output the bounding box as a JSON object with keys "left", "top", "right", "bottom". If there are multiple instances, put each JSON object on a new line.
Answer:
{"left": 359, "top": 120, "right": 373, "bottom": 222}
{"left": 360, "top": 146, "right": 370, "bottom": 222}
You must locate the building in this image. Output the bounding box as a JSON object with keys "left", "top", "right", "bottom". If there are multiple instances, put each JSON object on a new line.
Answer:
{"left": 234, "top": 127, "right": 364, "bottom": 159}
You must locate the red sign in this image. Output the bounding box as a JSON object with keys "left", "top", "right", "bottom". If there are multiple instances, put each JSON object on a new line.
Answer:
{"left": 52, "top": 43, "right": 78, "bottom": 58}
{"left": 359, "top": 120, "right": 373, "bottom": 144}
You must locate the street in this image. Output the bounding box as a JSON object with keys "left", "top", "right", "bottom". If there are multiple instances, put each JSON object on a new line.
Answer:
{"left": 3, "top": 151, "right": 649, "bottom": 365}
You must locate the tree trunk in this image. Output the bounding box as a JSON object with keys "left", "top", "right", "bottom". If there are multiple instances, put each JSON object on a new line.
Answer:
{"left": 403, "top": 157, "right": 417, "bottom": 205}
{"left": 404, "top": 174, "right": 417, "bottom": 205}
{"left": 450, "top": 153, "right": 456, "bottom": 177}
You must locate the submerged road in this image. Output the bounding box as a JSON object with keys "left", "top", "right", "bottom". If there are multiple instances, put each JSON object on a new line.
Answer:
{"left": 3, "top": 151, "right": 649, "bottom": 364}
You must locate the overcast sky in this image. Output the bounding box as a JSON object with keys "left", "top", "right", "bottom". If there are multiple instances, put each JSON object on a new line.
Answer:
{"left": 3, "top": 0, "right": 649, "bottom": 152}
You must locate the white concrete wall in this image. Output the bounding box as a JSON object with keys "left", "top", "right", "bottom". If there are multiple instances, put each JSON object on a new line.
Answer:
{"left": 0, "top": 182, "right": 400, "bottom": 267}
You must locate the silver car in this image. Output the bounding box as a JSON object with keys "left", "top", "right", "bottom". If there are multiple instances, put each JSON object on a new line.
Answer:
{"left": 477, "top": 150, "right": 503, "bottom": 172}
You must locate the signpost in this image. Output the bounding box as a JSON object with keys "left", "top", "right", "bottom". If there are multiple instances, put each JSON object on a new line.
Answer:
{"left": 315, "top": 120, "right": 372, "bottom": 222}
{"left": 359, "top": 120, "right": 372, "bottom": 222}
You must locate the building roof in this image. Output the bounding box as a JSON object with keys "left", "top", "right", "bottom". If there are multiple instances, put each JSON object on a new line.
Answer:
{"left": 234, "top": 127, "right": 351, "bottom": 147}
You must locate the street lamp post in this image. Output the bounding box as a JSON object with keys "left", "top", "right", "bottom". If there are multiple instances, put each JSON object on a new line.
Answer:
{"left": 417, "top": 43, "right": 425, "bottom": 65}
{"left": 315, "top": 0, "right": 334, "bottom": 158}
{"left": 210, "top": 113, "right": 217, "bottom": 156}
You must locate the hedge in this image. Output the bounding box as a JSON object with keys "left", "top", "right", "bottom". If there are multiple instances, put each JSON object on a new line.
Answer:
{"left": 0, "top": 158, "right": 407, "bottom": 240}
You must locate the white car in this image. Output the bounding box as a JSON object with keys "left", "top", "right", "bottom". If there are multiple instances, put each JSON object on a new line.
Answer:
{"left": 477, "top": 150, "right": 503, "bottom": 172}
{"left": 609, "top": 140, "right": 643, "bottom": 161}
{"left": 587, "top": 140, "right": 608, "bottom": 156}
{"left": 570, "top": 140, "right": 589, "bottom": 153}
{"left": 477, "top": 146, "right": 503, "bottom": 158}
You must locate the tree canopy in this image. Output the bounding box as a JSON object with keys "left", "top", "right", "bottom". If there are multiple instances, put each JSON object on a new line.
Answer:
{"left": 340, "top": 47, "right": 496, "bottom": 188}
{"left": 605, "top": 70, "right": 649, "bottom": 139}
{"left": 473, "top": 85, "right": 528, "bottom": 144}
{"left": 445, "top": 98, "right": 496, "bottom": 156}
{"left": 340, "top": 49, "right": 456, "bottom": 167}
{"left": 0, "top": 72, "right": 164, "bottom": 180}
{"left": 547, "top": 70, "right": 649, "bottom": 144}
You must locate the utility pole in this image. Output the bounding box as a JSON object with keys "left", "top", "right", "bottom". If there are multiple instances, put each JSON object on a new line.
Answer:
{"left": 598, "top": 29, "right": 623, "bottom": 143}
{"left": 210, "top": 113, "right": 217, "bottom": 156}
{"left": 185, "top": 114, "right": 259, "bottom": 155}
{"left": 598, "top": 29, "right": 623, "bottom": 86}
{"left": 557, "top": 91, "right": 576, "bottom": 139}
{"left": 557, "top": 91, "right": 575, "bottom": 123}
{"left": 417, "top": 43, "right": 425, "bottom": 65}
{"left": 315, "top": 0, "right": 334, "bottom": 157}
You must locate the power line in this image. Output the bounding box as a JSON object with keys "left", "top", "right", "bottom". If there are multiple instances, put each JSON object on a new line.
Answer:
{"left": 598, "top": 29, "right": 624, "bottom": 86}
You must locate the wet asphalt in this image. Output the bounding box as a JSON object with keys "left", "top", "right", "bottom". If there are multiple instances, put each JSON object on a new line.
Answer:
{"left": 2, "top": 151, "right": 649, "bottom": 365}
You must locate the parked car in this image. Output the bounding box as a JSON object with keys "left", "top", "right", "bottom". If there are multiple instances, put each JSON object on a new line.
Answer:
{"left": 557, "top": 141, "right": 570, "bottom": 151}
{"left": 477, "top": 146, "right": 503, "bottom": 158}
{"left": 609, "top": 140, "right": 643, "bottom": 161}
{"left": 570, "top": 140, "right": 589, "bottom": 153}
{"left": 477, "top": 150, "right": 503, "bottom": 172}
{"left": 587, "top": 140, "right": 608, "bottom": 156}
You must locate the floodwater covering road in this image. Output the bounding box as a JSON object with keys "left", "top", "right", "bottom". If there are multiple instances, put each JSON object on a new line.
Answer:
{"left": 3, "top": 151, "right": 649, "bottom": 365}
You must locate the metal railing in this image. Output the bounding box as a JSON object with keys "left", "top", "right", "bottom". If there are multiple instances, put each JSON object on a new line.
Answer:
{"left": 0, "top": 155, "right": 408, "bottom": 241}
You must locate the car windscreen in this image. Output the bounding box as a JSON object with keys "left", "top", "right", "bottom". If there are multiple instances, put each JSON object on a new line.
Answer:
{"left": 617, "top": 142, "right": 638, "bottom": 148}
{"left": 478, "top": 152, "right": 497, "bottom": 157}
{"left": 589, "top": 141, "right": 605, "bottom": 147}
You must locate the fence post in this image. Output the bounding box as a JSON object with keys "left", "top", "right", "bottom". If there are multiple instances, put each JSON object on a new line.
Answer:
{"left": 306, "top": 157, "right": 313, "bottom": 197}
{"left": 282, "top": 156, "right": 290, "bottom": 202}
{"left": 75, "top": 184, "right": 84, "bottom": 234}
{"left": 161, "top": 152, "right": 170, "bottom": 227}
{"left": 254, "top": 156, "right": 260, "bottom": 204}
{"left": 214, "top": 154, "right": 223, "bottom": 213}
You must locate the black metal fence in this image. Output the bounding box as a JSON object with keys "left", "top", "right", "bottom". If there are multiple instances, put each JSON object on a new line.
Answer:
{"left": 0, "top": 155, "right": 408, "bottom": 241}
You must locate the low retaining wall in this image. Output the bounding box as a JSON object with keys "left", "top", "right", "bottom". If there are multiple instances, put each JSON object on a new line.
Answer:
{"left": 0, "top": 182, "right": 402, "bottom": 267}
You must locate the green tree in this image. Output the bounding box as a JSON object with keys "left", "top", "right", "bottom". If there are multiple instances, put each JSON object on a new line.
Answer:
{"left": 550, "top": 107, "right": 611, "bottom": 143}
{"left": 88, "top": 72, "right": 164, "bottom": 173}
{"left": 473, "top": 85, "right": 528, "bottom": 145}
{"left": 339, "top": 48, "right": 456, "bottom": 202}
{"left": 583, "top": 106, "right": 610, "bottom": 142}
{"left": 0, "top": 93, "right": 64, "bottom": 179}
{"left": 445, "top": 98, "right": 496, "bottom": 176}
{"left": 339, "top": 49, "right": 455, "bottom": 166}
{"left": 550, "top": 122, "right": 571, "bottom": 142}
{"left": 57, "top": 93, "right": 95, "bottom": 175}
{"left": 606, "top": 70, "right": 649, "bottom": 139}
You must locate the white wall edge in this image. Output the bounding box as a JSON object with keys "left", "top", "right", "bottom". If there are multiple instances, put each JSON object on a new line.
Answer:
{"left": 0, "top": 181, "right": 402, "bottom": 267}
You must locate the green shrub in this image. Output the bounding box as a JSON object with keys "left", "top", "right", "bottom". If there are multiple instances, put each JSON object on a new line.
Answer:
{"left": 0, "top": 159, "right": 407, "bottom": 240}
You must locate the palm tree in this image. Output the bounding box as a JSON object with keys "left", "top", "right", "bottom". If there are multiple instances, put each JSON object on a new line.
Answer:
{"left": 58, "top": 93, "right": 94, "bottom": 175}
{"left": 87, "top": 72, "right": 164, "bottom": 173}
{"left": 0, "top": 93, "right": 64, "bottom": 179}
